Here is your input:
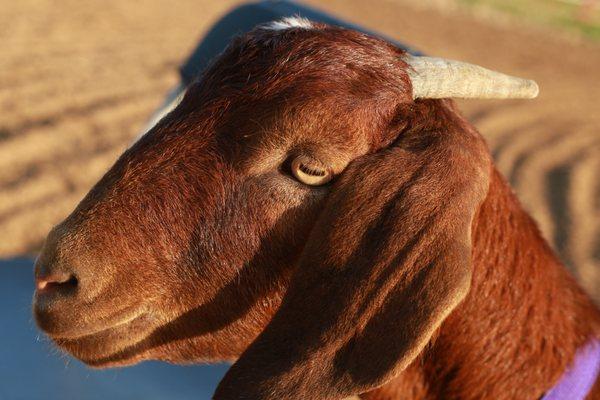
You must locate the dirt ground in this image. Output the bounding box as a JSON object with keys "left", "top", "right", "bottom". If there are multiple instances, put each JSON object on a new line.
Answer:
{"left": 0, "top": 0, "right": 598, "bottom": 301}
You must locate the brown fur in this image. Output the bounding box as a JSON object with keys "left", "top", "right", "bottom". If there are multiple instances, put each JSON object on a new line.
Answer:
{"left": 32, "top": 22, "right": 600, "bottom": 399}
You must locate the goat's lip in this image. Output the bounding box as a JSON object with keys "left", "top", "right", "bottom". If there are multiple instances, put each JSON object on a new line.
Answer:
{"left": 53, "top": 312, "right": 157, "bottom": 367}
{"left": 33, "top": 283, "right": 80, "bottom": 311}
{"left": 34, "top": 299, "right": 148, "bottom": 340}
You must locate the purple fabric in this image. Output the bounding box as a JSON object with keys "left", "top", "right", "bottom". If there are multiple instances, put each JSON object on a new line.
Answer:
{"left": 542, "top": 340, "right": 600, "bottom": 400}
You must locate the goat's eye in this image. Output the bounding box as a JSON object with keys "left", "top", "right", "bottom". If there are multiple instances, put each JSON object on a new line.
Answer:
{"left": 290, "top": 156, "right": 333, "bottom": 186}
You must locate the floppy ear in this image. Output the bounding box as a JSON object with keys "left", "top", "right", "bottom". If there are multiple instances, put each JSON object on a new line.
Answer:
{"left": 214, "top": 105, "right": 491, "bottom": 400}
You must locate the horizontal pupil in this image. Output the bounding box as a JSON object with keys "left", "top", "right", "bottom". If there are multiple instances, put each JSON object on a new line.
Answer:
{"left": 299, "top": 163, "right": 326, "bottom": 177}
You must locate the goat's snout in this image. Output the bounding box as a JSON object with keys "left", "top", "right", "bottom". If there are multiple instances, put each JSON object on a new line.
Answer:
{"left": 32, "top": 224, "right": 101, "bottom": 338}
{"left": 33, "top": 246, "right": 82, "bottom": 311}
{"left": 33, "top": 220, "right": 157, "bottom": 347}
{"left": 35, "top": 262, "right": 78, "bottom": 295}
{"left": 33, "top": 255, "right": 84, "bottom": 338}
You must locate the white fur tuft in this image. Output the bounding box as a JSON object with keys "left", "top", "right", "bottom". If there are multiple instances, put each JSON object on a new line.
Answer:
{"left": 263, "top": 16, "right": 314, "bottom": 31}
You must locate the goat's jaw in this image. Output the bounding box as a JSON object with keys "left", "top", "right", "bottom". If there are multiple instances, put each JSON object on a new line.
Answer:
{"left": 42, "top": 306, "right": 242, "bottom": 368}
{"left": 43, "top": 310, "right": 160, "bottom": 368}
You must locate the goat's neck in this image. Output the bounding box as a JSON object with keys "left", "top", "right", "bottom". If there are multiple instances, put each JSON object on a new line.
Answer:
{"left": 365, "top": 168, "right": 600, "bottom": 400}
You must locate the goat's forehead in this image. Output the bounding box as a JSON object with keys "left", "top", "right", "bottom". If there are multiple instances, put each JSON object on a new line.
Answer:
{"left": 163, "top": 24, "right": 408, "bottom": 172}
{"left": 209, "top": 29, "right": 406, "bottom": 137}
{"left": 211, "top": 22, "right": 407, "bottom": 87}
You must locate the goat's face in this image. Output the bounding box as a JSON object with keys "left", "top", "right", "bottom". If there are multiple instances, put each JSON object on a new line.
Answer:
{"left": 33, "top": 26, "right": 414, "bottom": 367}
{"left": 34, "top": 20, "right": 504, "bottom": 398}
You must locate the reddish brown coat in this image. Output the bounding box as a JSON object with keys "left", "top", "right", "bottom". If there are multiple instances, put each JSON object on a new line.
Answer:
{"left": 33, "top": 22, "right": 600, "bottom": 399}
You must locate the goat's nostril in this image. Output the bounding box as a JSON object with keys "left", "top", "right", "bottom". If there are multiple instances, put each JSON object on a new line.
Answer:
{"left": 36, "top": 273, "right": 78, "bottom": 292}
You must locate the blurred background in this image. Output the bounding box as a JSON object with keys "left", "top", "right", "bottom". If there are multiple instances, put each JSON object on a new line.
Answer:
{"left": 0, "top": 0, "right": 598, "bottom": 393}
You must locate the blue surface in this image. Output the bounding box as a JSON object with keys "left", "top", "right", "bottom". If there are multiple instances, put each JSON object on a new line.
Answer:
{"left": 0, "top": 258, "right": 229, "bottom": 400}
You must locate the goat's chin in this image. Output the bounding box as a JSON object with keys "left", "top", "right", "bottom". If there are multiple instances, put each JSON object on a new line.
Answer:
{"left": 60, "top": 338, "right": 235, "bottom": 370}
{"left": 49, "top": 315, "right": 239, "bottom": 369}
{"left": 48, "top": 312, "right": 161, "bottom": 368}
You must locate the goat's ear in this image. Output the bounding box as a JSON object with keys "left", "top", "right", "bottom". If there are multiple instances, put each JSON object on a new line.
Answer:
{"left": 214, "top": 113, "right": 491, "bottom": 400}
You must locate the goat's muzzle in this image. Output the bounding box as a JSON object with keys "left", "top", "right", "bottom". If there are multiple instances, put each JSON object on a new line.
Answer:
{"left": 33, "top": 224, "right": 118, "bottom": 340}
{"left": 32, "top": 221, "right": 162, "bottom": 368}
{"left": 33, "top": 251, "right": 87, "bottom": 338}
{"left": 34, "top": 270, "right": 79, "bottom": 332}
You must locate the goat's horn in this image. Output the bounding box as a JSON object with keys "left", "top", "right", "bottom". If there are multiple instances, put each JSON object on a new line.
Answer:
{"left": 405, "top": 55, "right": 539, "bottom": 100}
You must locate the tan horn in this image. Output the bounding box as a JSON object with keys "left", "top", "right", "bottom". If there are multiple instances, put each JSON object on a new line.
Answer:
{"left": 405, "top": 55, "right": 539, "bottom": 100}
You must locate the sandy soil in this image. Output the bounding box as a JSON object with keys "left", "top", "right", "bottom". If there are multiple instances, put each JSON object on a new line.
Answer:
{"left": 0, "top": 0, "right": 598, "bottom": 301}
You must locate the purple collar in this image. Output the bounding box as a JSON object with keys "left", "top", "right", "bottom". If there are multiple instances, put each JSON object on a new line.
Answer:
{"left": 542, "top": 340, "right": 600, "bottom": 400}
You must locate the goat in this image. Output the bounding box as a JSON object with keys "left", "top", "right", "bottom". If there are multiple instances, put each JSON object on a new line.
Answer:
{"left": 33, "top": 19, "right": 600, "bottom": 399}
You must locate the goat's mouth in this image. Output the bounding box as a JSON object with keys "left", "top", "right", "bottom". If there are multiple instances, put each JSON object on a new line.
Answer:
{"left": 52, "top": 311, "right": 158, "bottom": 367}
{"left": 50, "top": 313, "right": 161, "bottom": 368}
{"left": 34, "top": 300, "right": 159, "bottom": 367}
{"left": 34, "top": 295, "right": 148, "bottom": 338}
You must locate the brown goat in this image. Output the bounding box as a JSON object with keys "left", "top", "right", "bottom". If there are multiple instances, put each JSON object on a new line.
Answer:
{"left": 33, "top": 20, "right": 600, "bottom": 399}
